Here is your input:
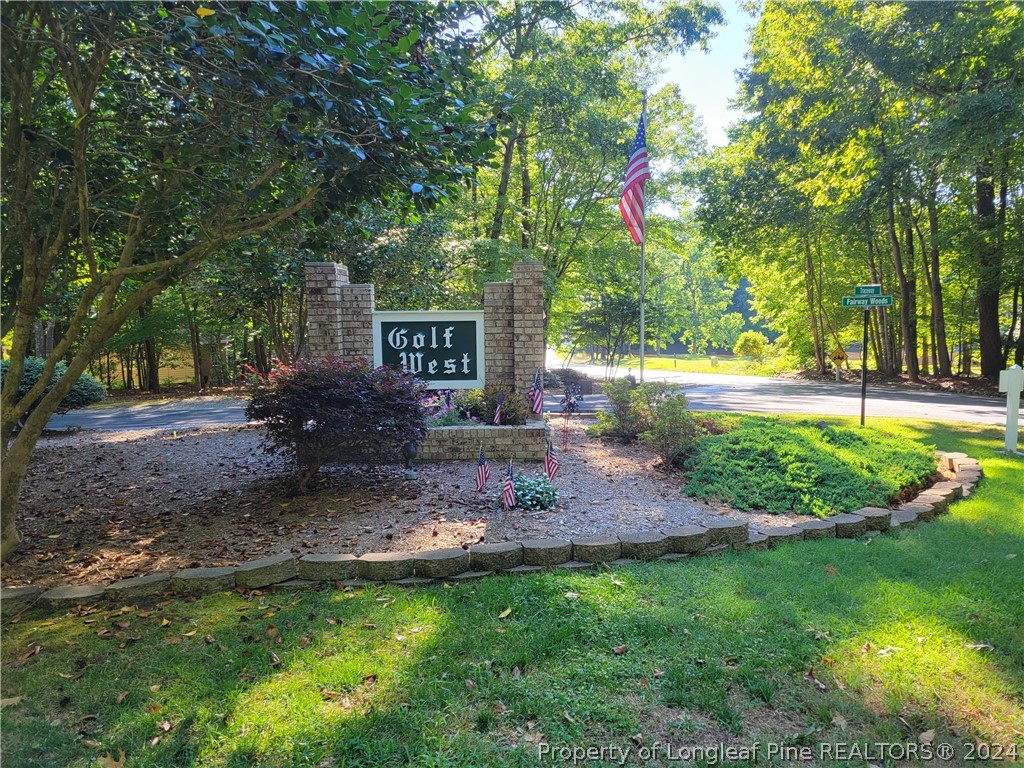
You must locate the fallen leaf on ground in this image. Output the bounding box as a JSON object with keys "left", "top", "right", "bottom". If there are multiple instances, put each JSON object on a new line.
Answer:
{"left": 159, "top": 720, "right": 173, "bottom": 732}
{"left": 97, "top": 750, "right": 125, "bottom": 768}
{"left": 832, "top": 712, "right": 847, "bottom": 729}
{"left": 825, "top": 564, "right": 839, "bottom": 577}
{"left": 613, "top": 645, "right": 628, "bottom": 655}
{"left": 362, "top": 674, "right": 377, "bottom": 687}
{"left": 511, "top": 666, "right": 521, "bottom": 680}
{"left": 1, "top": 696, "right": 26, "bottom": 709}
{"left": 563, "top": 711, "right": 576, "bottom": 723}
{"left": 564, "top": 592, "right": 580, "bottom": 599}
{"left": 498, "top": 608, "right": 512, "bottom": 619}
{"left": 965, "top": 642, "right": 994, "bottom": 650}
{"left": 804, "top": 668, "right": 827, "bottom": 691}
{"left": 464, "top": 679, "right": 477, "bottom": 689}
{"left": 268, "top": 651, "right": 281, "bottom": 667}
{"left": 115, "top": 691, "right": 128, "bottom": 704}
{"left": 17, "top": 642, "right": 42, "bottom": 661}
{"left": 149, "top": 684, "right": 161, "bottom": 692}
{"left": 919, "top": 729, "right": 935, "bottom": 744}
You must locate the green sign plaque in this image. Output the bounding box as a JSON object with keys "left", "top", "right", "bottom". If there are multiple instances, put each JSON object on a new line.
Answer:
{"left": 373, "top": 311, "right": 485, "bottom": 389}
{"left": 854, "top": 284, "right": 882, "bottom": 296}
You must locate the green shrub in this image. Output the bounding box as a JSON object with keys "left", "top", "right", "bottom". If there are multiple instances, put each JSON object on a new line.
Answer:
{"left": 640, "top": 393, "right": 700, "bottom": 467}
{"left": 464, "top": 382, "right": 528, "bottom": 425}
{"left": 0, "top": 357, "right": 106, "bottom": 420}
{"left": 509, "top": 473, "right": 558, "bottom": 510}
{"left": 244, "top": 357, "right": 427, "bottom": 492}
{"left": 733, "top": 330, "right": 769, "bottom": 363}
{"left": 681, "top": 416, "right": 936, "bottom": 517}
{"left": 590, "top": 379, "right": 674, "bottom": 440}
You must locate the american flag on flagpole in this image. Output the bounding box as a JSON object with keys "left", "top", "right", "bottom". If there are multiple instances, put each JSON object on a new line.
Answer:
{"left": 544, "top": 440, "right": 560, "bottom": 481}
{"left": 619, "top": 103, "right": 651, "bottom": 246}
{"left": 527, "top": 369, "right": 544, "bottom": 414}
{"left": 501, "top": 460, "right": 516, "bottom": 511}
{"left": 493, "top": 392, "right": 505, "bottom": 425}
{"left": 474, "top": 447, "right": 491, "bottom": 493}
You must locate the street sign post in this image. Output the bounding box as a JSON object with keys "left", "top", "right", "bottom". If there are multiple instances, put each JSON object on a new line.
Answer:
{"left": 844, "top": 286, "right": 894, "bottom": 426}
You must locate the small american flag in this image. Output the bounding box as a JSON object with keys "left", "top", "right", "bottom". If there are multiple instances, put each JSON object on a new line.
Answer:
{"left": 493, "top": 392, "right": 505, "bottom": 425}
{"left": 501, "top": 460, "right": 516, "bottom": 511}
{"left": 619, "top": 101, "right": 651, "bottom": 246}
{"left": 527, "top": 369, "right": 543, "bottom": 414}
{"left": 544, "top": 440, "right": 559, "bottom": 481}
{"left": 474, "top": 447, "right": 491, "bottom": 493}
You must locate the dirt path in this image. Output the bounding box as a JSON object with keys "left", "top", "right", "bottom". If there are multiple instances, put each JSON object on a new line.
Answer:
{"left": 5, "top": 420, "right": 807, "bottom": 589}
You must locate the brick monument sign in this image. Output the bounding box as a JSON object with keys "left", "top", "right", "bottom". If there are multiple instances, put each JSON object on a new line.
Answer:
{"left": 305, "top": 260, "right": 548, "bottom": 460}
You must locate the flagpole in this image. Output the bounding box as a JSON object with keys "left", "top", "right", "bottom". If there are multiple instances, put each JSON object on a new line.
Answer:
{"left": 639, "top": 92, "right": 647, "bottom": 384}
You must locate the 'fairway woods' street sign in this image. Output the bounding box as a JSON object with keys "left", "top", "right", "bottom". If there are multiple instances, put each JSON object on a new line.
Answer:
{"left": 842, "top": 295, "right": 893, "bottom": 308}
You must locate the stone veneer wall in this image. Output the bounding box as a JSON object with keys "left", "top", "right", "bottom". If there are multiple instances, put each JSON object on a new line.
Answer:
{"left": 483, "top": 281, "right": 515, "bottom": 388}
{"left": 305, "top": 262, "right": 348, "bottom": 359}
{"left": 418, "top": 424, "right": 550, "bottom": 462}
{"left": 338, "top": 283, "right": 375, "bottom": 363}
{"left": 304, "top": 259, "right": 548, "bottom": 459}
{"left": 512, "top": 261, "right": 545, "bottom": 423}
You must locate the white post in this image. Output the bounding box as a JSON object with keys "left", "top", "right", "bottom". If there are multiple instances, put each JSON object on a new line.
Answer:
{"left": 998, "top": 364, "right": 1024, "bottom": 453}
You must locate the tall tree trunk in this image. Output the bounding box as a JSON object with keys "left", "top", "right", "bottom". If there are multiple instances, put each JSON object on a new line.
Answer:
{"left": 487, "top": 132, "right": 517, "bottom": 240}
{"left": 517, "top": 133, "right": 532, "bottom": 250}
{"left": 803, "top": 236, "right": 825, "bottom": 373}
{"left": 867, "top": 221, "right": 897, "bottom": 374}
{"left": 925, "top": 194, "right": 952, "bottom": 375}
{"left": 138, "top": 301, "right": 160, "bottom": 392}
{"left": 887, "top": 193, "right": 918, "bottom": 380}
{"left": 180, "top": 287, "right": 202, "bottom": 390}
{"left": 974, "top": 167, "right": 1002, "bottom": 379}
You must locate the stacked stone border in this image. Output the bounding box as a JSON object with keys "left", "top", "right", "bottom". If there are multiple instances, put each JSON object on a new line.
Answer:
{"left": 0, "top": 451, "right": 983, "bottom": 617}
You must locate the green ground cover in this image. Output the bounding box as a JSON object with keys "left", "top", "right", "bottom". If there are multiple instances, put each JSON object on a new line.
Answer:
{"left": 681, "top": 415, "right": 937, "bottom": 517}
{"left": 1, "top": 418, "right": 1021, "bottom": 767}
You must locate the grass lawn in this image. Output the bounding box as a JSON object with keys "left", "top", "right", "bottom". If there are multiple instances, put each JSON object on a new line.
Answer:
{"left": 612, "top": 354, "right": 782, "bottom": 377}
{"left": 1, "top": 418, "right": 1022, "bottom": 767}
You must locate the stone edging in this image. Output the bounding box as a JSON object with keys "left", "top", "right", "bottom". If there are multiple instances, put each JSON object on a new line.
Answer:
{"left": 0, "top": 451, "right": 984, "bottom": 618}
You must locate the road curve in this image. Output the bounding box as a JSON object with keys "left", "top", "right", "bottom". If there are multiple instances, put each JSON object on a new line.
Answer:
{"left": 44, "top": 366, "right": 1015, "bottom": 431}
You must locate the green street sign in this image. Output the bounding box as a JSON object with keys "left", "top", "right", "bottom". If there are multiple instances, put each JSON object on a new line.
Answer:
{"left": 855, "top": 284, "right": 882, "bottom": 296}
{"left": 842, "top": 295, "right": 893, "bottom": 308}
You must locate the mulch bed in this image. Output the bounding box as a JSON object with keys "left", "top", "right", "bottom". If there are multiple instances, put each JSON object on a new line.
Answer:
{"left": 4, "top": 420, "right": 807, "bottom": 589}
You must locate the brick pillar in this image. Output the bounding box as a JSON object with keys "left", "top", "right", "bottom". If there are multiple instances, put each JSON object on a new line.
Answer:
{"left": 484, "top": 281, "right": 515, "bottom": 387}
{"left": 305, "top": 262, "right": 349, "bottom": 359}
{"left": 338, "top": 284, "right": 375, "bottom": 363}
{"left": 512, "top": 261, "right": 546, "bottom": 422}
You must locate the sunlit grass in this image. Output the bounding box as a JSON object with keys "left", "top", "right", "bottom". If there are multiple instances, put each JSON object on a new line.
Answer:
{"left": 2, "top": 418, "right": 1022, "bottom": 767}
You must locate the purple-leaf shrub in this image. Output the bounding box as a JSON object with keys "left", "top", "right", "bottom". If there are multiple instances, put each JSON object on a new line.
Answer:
{"left": 244, "top": 357, "right": 427, "bottom": 492}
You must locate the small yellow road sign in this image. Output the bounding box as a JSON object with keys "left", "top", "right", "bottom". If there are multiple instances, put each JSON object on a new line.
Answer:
{"left": 829, "top": 348, "right": 848, "bottom": 366}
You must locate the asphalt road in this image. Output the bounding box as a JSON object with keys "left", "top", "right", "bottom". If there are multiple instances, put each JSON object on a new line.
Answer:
{"left": 45, "top": 365, "right": 1016, "bottom": 431}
